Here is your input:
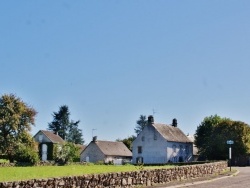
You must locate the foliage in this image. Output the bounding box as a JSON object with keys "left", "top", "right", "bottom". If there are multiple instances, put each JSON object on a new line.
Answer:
{"left": 116, "top": 135, "right": 136, "bottom": 151}
{"left": 0, "top": 94, "right": 37, "bottom": 162}
{"left": 195, "top": 115, "right": 250, "bottom": 160}
{"left": 48, "top": 105, "right": 84, "bottom": 144}
{"left": 53, "top": 142, "right": 80, "bottom": 164}
{"left": 67, "top": 120, "right": 84, "bottom": 144}
{"left": 48, "top": 105, "right": 70, "bottom": 140}
{"left": 134, "top": 115, "right": 147, "bottom": 135}
{"left": 13, "top": 143, "right": 39, "bottom": 165}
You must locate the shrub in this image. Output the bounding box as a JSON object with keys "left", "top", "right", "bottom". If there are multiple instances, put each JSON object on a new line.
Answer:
{"left": 13, "top": 144, "right": 39, "bottom": 165}
{"left": 53, "top": 142, "right": 80, "bottom": 164}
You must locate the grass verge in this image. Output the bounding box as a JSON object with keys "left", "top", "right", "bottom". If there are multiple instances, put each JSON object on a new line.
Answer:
{"left": 0, "top": 164, "right": 173, "bottom": 182}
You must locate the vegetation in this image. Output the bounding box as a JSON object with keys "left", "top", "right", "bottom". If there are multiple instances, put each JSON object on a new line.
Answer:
{"left": 0, "top": 164, "right": 174, "bottom": 182}
{"left": 195, "top": 115, "right": 250, "bottom": 160}
{"left": 134, "top": 115, "right": 147, "bottom": 135}
{"left": 116, "top": 135, "right": 136, "bottom": 151}
{"left": 53, "top": 142, "right": 80, "bottom": 164}
{"left": 48, "top": 105, "right": 84, "bottom": 144}
{"left": 0, "top": 94, "right": 37, "bottom": 162}
{"left": 13, "top": 143, "right": 39, "bottom": 165}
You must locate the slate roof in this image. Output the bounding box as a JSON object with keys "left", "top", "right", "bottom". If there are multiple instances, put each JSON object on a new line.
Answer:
{"left": 152, "top": 123, "right": 192, "bottom": 143}
{"left": 94, "top": 140, "right": 132, "bottom": 157}
{"left": 38, "top": 130, "right": 64, "bottom": 144}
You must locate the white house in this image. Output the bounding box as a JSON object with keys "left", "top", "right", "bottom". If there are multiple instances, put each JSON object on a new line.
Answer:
{"left": 132, "top": 116, "right": 193, "bottom": 164}
{"left": 33, "top": 130, "right": 64, "bottom": 161}
{"left": 80, "top": 137, "right": 132, "bottom": 164}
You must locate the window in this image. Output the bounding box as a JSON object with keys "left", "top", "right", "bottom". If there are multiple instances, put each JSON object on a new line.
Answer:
{"left": 142, "top": 136, "right": 145, "bottom": 141}
{"left": 138, "top": 146, "right": 142, "bottom": 154}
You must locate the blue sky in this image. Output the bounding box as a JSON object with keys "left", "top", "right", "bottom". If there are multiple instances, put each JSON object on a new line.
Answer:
{"left": 1, "top": 1, "right": 250, "bottom": 144}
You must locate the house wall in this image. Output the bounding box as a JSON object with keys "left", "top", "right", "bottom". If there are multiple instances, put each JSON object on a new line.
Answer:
{"left": 166, "top": 141, "right": 193, "bottom": 163}
{"left": 33, "top": 132, "right": 51, "bottom": 143}
{"left": 132, "top": 124, "right": 193, "bottom": 164}
{"left": 80, "top": 142, "right": 105, "bottom": 163}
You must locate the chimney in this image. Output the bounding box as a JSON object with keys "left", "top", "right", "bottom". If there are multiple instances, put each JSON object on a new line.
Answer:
{"left": 148, "top": 115, "right": 154, "bottom": 124}
{"left": 92, "top": 136, "right": 97, "bottom": 142}
{"left": 172, "top": 118, "right": 177, "bottom": 127}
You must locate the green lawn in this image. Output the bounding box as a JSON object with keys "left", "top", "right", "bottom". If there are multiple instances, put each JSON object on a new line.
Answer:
{"left": 0, "top": 164, "right": 173, "bottom": 182}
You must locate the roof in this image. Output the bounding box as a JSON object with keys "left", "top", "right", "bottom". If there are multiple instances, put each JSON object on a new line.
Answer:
{"left": 38, "top": 130, "right": 64, "bottom": 144}
{"left": 93, "top": 140, "right": 132, "bottom": 157}
{"left": 152, "top": 123, "right": 192, "bottom": 143}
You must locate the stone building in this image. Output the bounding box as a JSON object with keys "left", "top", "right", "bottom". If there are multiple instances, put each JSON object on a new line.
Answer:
{"left": 80, "top": 137, "right": 132, "bottom": 164}
{"left": 132, "top": 116, "right": 193, "bottom": 164}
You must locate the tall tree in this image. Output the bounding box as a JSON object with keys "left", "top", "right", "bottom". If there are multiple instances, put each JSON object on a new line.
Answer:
{"left": 134, "top": 115, "right": 147, "bottom": 135}
{"left": 0, "top": 94, "right": 37, "bottom": 162}
{"left": 67, "top": 120, "right": 84, "bottom": 144}
{"left": 48, "top": 105, "right": 84, "bottom": 144}
{"left": 48, "top": 105, "right": 70, "bottom": 140}
{"left": 195, "top": 115, "right": 250, "bottom": 160}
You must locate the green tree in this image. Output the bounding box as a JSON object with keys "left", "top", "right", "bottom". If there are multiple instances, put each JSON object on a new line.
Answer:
{"left": 48, "top": 105, "right": 70, "bottom": 140}
{"left": 0, "top": 94, "right": 37, "bottom": 162}
{"left": 135, "top": 115, "right": 147, "bottom": 135}
{"left": 116, "top": 135, "right": 136, "bottom": 151}
{"left": 195, "top": 115, "right": 250, "bottom": 160}
{"left": 67, "top": 120, "right": 84, "bottom": 144}
{"left": 48, "top": 105, "right": 84, "bottom": 144}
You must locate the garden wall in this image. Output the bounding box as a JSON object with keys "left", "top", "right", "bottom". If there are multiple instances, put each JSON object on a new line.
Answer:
{"left": 0, "top": 161, "right": 227, "bottom": 188}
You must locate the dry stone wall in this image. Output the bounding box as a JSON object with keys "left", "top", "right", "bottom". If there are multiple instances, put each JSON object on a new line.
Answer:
{"left": 0, "top": 161, "right": 227, "bottom": 188}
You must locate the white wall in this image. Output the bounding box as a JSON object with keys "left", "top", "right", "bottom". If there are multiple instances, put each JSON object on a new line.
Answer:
{"left": 132, "top": 124, "right": 193, "bottom": 164}
{"left": 80, "top": 142, "right": 105, "bottom": 163}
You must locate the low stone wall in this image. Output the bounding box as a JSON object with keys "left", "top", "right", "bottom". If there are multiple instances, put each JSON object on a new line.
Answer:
{"left": 0, "top": 161, "right": 227, "bottom": 188}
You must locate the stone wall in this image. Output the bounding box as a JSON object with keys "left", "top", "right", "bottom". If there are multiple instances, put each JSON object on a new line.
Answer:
{"left": 0, "top": 161, "right": 227, "bottom": 188}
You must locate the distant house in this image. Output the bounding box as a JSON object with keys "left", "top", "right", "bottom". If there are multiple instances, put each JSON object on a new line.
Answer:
{"left": 80, "top": 137, "right": 132, "bottom": 164}
{"left": 33, "top": 130, "right": 64, "bottom": 161}
{"left": 132, "top": 116, "right": 193, "bottom": 164}
{"left": 187, "top": 134, "right": 199, "bottom": 161}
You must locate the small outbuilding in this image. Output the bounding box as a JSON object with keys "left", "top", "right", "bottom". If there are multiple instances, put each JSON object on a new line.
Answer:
{"left": 33, "top": 130, "right": 64, "bottom": 161}
{"left": 80, "top": 137, "right": 132, "bottom": 164}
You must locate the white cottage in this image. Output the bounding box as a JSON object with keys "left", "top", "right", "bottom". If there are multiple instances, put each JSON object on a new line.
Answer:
{"left": 132, "top": 116, "right": 193, "bottom": 164}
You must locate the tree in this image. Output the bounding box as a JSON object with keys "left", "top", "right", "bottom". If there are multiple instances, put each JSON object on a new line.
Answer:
{"left": 195, "top": 115, "right": 250, "bottom": 160}
{"left": 134, "top": 115, "right": 147, "bottom": 135}
{"left": 0, "top": 94, "right": 37, "bottom": 162}
{"left": 67, "top": 120, "right": 84, "bottom": 144}
{"left": 48, "top": 105, "right": 84, "bottom": 144}
{"left": 48, "top": 105, "right": 70, "bottom": 140}
{"left": 116, "top": 135, "right": 136, "bottom": 151}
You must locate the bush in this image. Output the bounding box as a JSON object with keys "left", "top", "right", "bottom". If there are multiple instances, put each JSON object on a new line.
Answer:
{"left": 13, "top": 144, "right": 39, "bottom": 165}
{"left": 53, "top": 142, "right": 80, "bottom": 164}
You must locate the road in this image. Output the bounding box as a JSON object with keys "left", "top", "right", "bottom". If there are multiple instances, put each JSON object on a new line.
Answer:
{"left": 164, "top": 167, "right": 250, "bottom": 188}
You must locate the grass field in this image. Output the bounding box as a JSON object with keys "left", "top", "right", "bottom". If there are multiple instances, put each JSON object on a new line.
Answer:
{"left": 0, "top": 164, "right": 173, "bottom": 182}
